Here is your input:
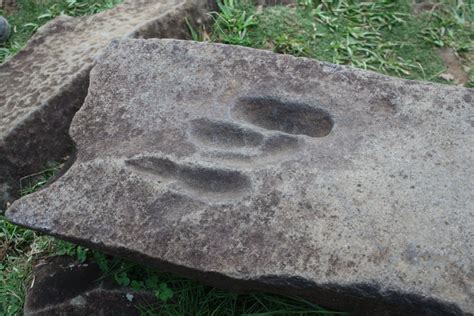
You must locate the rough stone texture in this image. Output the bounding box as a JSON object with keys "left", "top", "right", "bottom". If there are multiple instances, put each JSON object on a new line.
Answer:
{"left": 24, "top": 256, "right": 157, "bottom": 315}
{"left": 7, "top": 39, "right": 474, "bottom": 315}
{"left": 0, "top": 15, "right": 9, "bottom": 43}
{"left": 0, "top": 0, "right": 212, "bottom": 210}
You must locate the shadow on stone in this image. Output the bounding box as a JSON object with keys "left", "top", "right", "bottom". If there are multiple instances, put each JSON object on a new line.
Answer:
{"left": 24, "top": 256, "right": 158, "bottom": 316}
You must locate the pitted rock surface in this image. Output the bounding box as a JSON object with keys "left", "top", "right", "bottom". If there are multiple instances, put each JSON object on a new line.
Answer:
{"left": 7, "top": 39, "right": 474, "bottom": 315}
{"left": 0, "top": 0, "right": 211, "bottom": 209}
{"left": 24, "top": 256, "right": 157, "bottom": 316}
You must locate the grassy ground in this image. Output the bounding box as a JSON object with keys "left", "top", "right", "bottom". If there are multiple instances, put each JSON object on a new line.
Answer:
{"left": 0, "top": 0, "right": 473, "bottom": 315}
{"left": 203, "top": 0, "right": 473, "bottom": 86}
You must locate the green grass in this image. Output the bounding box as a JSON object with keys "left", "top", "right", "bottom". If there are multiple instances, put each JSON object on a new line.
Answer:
{"left": 1, "top": 0, "right": 473, "bottom": 314}
{"left": 95, "top": 256, "right": 346, "bottom": 315}
{"left": 203, "top": 0, "right": 473, "bottom": 86}
{"left": 0, "top": 216, "right": 55, "bottom": 315}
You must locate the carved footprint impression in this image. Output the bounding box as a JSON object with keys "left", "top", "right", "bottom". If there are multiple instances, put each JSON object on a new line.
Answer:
{"left": 126, "top": 97, "right": 334, "bottom": 201}
{"left": 233, "top": 97, "right": 333, "bottom": 138}
{"left": 126, "top": 156, "right": 251, "bottom": 199}
{"left": 192, "top": 97, "right": 333, "bottom": 163}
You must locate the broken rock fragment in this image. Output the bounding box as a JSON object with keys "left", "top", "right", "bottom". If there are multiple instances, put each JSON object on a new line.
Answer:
{"left": 7, "top": 39, "right": 474, "bottom": 315}
{"left": 24, "top": 256, "right": 157, "bottom": 316}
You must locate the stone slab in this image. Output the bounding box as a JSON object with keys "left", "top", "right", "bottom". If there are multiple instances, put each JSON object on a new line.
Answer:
{"left": 7, "top": 39, "right": 474, "bottom": 315}
{"left": 0, "top": 0, "right": 212, "bottom": 209}
{"left": 24, "top": 256, "right": 157, "bottom": 315}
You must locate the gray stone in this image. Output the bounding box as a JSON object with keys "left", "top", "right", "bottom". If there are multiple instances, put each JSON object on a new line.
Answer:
{"left": 7, "top": 39, "right": 474, "bottom": 315}
{"left": 24, "top": 256, "right": 157, "bottom": 316}
{"left": 0, "top": 15, "right": 9, "bottom": 43}
{"left": 0, "top": 0, "right": 212, "bottom": 210}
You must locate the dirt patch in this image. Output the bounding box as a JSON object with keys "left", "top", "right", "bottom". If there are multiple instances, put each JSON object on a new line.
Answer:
{"left": 437, "top": 47, "right": 469, "bottom": 86}
{"left": 255, "top": 0, "right": 296, "bottom": 6}
{"left": 412, "top": 1, "right": 443, "bottom": 15}
{"left": 0, "top": 0, "right": 16, "bottom": 13}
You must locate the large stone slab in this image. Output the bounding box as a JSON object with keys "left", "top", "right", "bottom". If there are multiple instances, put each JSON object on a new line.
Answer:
{"left": 7, "top": 39, "right": 474, "bottom": 315}
{"left": 0, "top": 0, "right": 212, "bottom": 209}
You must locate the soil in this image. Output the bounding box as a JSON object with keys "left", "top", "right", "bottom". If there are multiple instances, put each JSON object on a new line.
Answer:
{"left": 438, "top": 47, "right": 470, "bottom": 86}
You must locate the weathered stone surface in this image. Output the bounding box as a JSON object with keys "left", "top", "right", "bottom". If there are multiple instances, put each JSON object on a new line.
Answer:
{"left": 0, "top": 0, "right": 212, "bottom": 210}
{"left": 7, "top": 39, "right": 474, "bottom": 315}
{"left": 24, "top": 256, "right": 157, "bottom": 315}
